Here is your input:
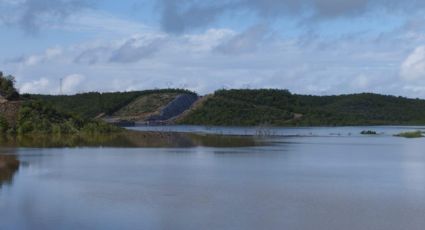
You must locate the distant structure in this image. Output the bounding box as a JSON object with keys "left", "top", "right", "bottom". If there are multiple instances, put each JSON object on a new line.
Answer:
{"left": 59, "top": 78, "right": 63, "bottom": 95}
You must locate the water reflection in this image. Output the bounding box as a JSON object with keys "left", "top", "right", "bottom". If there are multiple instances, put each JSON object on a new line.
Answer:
{"left": 0, "top": 155, "right": 19, "bottom": 188}
{"left": 1, "top": 127, "right": 425, "bottom": 230}
{"left": 0, "top": 131, "right": 260, "bottom": 148}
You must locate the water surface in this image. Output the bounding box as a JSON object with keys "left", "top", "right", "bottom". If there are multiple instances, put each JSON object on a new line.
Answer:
{"left": 1, "top": 126, "right": 425, "bottom": 230}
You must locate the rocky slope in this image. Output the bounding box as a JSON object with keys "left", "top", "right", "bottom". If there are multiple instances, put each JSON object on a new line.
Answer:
{"left": 104, "top": 93, "right": 199, "bottom": 125}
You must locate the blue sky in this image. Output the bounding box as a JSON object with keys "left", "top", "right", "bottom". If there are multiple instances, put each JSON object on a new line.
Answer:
{"left": 1, "top": 0, "right": 425, "bottom": 97}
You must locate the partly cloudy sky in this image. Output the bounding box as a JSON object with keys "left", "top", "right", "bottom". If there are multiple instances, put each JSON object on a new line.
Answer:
{"left": 1, "top": 0, "right": 425, "bottom": 97}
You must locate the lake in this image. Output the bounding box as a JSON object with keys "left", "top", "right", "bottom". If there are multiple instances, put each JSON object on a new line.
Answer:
{"left": 1, "top": 126, "right": 425, "bottom": 230}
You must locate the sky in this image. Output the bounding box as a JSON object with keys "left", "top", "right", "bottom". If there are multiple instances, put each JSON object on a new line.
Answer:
{"left": 1, "top": 0, "right": 425, "bottom": 97}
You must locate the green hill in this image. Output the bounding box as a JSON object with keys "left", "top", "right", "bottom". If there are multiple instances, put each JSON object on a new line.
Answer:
{"left": 179, "top": 89, "right": 425, "bottom": 126}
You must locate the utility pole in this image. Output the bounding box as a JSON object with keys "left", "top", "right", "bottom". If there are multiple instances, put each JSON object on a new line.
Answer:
{"left": 59, "top": 78, "right": 63, "bottom": 95}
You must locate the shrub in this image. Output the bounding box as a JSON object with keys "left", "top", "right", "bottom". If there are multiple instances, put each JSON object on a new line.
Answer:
{"left": 0, "top": 115, "right": 9, "bottom": 133}
{"left": 15, "top": 100, "right": 121, "bottom": 135}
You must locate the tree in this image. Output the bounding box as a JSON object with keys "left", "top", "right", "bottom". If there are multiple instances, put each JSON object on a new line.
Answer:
{"left": 0, "top": 72, "right": 19, "bottom": 100}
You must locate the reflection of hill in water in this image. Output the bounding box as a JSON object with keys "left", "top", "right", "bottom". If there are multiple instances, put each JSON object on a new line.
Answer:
{"left": 0, "top": 131, "right": 260, "bottom": 148}
{"left": 0, "top": 155, "right": 19, "bottom": 187}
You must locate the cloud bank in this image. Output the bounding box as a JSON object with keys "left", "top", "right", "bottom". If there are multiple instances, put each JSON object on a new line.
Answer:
{"left": 0, "top": 0, "right": 93, "bottom": 33}
{"left": 158, "top": 0, "right": 425, "bottom": 33}
{"left": 1, "top": 0, "right": 425, "bottom": 98}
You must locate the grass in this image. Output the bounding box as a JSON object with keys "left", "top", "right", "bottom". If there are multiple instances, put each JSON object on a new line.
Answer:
{"left": 394, "top": 131, "right": 424, "bottom": 138}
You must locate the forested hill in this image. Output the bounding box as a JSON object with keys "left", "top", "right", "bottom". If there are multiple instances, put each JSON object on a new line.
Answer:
{"left": 28, "top": 88, "right": 425, "bottom": 126}
{"left": 178, "top": 89, "right": 425, "bottom": 126}
{"left": 27, "top": 89, "right": 196, "bottom": 119}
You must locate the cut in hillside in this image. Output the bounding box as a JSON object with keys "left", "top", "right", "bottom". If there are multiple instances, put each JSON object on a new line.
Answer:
{"left": 112, "top": 92, "right": 181, "bottom": 121}
{"left": 108, "top": 93, "right": 199, "bottom": 123}
{"left": 179, "top": 89, "right": 425, "bottom": 126}
{"left": 172, "top": 94, "right": 213, "bottom": 123}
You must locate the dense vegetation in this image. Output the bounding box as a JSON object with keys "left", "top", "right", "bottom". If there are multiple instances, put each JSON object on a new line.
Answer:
{"left": 0, "top": 72, "right": 121, "bottom": 135}
{"left": 28, "top": 89, "right": 196, "bottom": 119}
{"left": 14, "top": 100, "right": 121, "bottom": 135}
{"left": 180, "top": 89, "right": 294, "bottom": 126}
{"left": 4, "top": 70, "right": 425, "bottom": 128}
{"left": 294, "top": 93, "right": 425, "bottom": 125}
{"left": 180, "top": 89, "right": 425, "bottom": 126}
{"left": 0, "top": 72, "right": 19, "bottom": 100}
{"left": 0, "top": 100, "right": 121, "bottom": 135}
{"left": 0, "top": 115, "right": 9, "bottom": 133}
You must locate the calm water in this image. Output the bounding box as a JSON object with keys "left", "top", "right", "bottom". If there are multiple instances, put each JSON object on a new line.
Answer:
{"left": 1, "top": 126, "right": 425, "bottom": 230}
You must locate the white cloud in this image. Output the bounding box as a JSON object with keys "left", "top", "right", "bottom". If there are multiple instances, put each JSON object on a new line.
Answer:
{"left": 183, "top": 28, "right": 234, "bottom": 52}
{"left": 61, "top": 74, "right": 85, "bottom": 94}
{"left": 109, "top": 36, "right": 167, "bottom": 63}
{"left": 403, "top": 85, "right": 425, "bottom": 93}
{"left": 18, "top": 74, "right": 84, "bottom": 94}
{"left": 351, "top": 74, "right": 370, "bottom": 89}
{"left": 63, "top": 10, "right": 154, "bottom": 35}
{"left": 19, "top": 78, "right": 50, "bottom": 94}
{"left": 214, "top": 25, "right": 271, "bottom": 55}
{"left": 7, "top": 47, "right": 62, "bottom": 66}
{"left": 400, "top": 46, "right": 425, "bottom": 81}
{"left": 0, "top": 0, "right": 92, "bottom": 33}
{"left": 4, "top": 24, "right": 425, "bottom": 98}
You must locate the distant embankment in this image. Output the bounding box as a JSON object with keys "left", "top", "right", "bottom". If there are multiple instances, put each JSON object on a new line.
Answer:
{"left": 107, "top": 93, "right": 199, "bottom": 125}
{"left": 146, "top": 93, "right": 199, "bottom": 123}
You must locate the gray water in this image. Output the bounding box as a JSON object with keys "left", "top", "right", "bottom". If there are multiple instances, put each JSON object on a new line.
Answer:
{"left": 1, "top": 126, "right": 425, "bottom": 230}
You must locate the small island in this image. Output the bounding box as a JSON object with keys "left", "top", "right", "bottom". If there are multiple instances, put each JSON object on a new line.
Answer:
{"left": 361, "top": 130, "right": 378, "bottom": 135}
{"left": 394, "top": 131, "right": 424, "bottom": 138}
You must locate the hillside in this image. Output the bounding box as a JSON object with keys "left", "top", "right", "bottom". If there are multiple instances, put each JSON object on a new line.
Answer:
{"left": 0, "top": 73, "right": 121, "bottom": 135}
{"left": 25, "top": 87, "right": 425, "bottom": 127}
{"left": 29, "top": 89, "right": 195, "bottom": 119}
{"left": 179, "top": 89, "right": 425, "bottom": 126}
{"left": 111, "top": 92, "right": 198, "bottom": 123}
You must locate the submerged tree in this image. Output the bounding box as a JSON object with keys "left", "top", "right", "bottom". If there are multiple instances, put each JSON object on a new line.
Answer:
{"left": 0, "top": 72, "right": 19, "bottom": 100}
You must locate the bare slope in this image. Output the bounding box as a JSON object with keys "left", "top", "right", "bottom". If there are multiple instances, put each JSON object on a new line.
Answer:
{"left": 112, "top": 93, "right": 180, "bottom": 121}
{"left": 107, "top": 93, "right": 199, "bottom": 123}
